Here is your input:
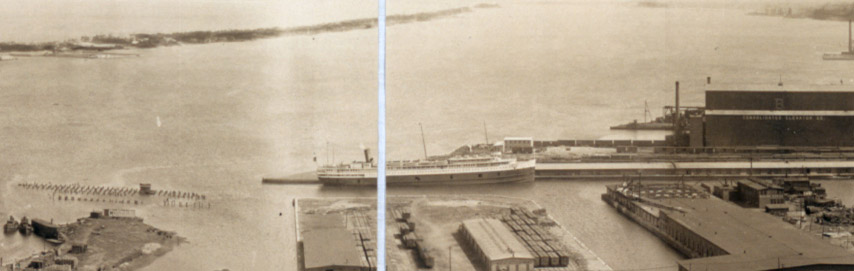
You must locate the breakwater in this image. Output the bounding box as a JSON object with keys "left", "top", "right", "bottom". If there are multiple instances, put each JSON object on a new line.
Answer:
{"left": 16, "top": 182, "right": 210, "bottom": 209}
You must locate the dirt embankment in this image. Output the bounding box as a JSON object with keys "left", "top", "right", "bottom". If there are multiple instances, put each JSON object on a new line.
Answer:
{"left": 59, "top": 217, "right": 182, "bottom": 271}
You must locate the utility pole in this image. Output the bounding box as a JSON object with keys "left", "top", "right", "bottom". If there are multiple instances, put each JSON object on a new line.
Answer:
{"left": 749, "top": 156, "right": 754, "bottom": 176}
{"left": 449, "top": 245, "right": 452, "bottom": 271}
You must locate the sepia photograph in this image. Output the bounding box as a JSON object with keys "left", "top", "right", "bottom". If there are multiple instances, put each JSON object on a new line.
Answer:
{"left": 4, "top": 0, "right": 854, "bottom": 271}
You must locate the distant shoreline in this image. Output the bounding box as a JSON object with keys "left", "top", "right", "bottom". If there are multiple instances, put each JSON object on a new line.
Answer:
{"left": 749, "top": 3, "right": 854, "bottom": 22}
{"left": 0, "top": 4, "right": 498, "bottom": 54}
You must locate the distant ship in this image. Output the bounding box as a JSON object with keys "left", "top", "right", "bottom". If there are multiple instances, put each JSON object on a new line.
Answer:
{"left": 823, "top": 20, "right": 854, "bottom": 61}
{"left": 317, "top": 149, "right": 535, "bottom": 186}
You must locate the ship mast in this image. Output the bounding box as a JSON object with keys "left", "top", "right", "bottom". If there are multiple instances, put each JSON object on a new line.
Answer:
{"left": 419, "top": 123, "right": 428, "bottom": 159}
{"left": 644, "top": 100, "right": 652, "bottom": 123}
{"left": 483, "top": 121, "right": 489, "bottom": 145}
{"left": 849, "top": 19, "right": 852, "bottom": 53}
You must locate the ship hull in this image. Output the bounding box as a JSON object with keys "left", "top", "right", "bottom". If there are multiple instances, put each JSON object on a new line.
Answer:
{"left": 319, "top": 166, "right": 535, "bottom": 186}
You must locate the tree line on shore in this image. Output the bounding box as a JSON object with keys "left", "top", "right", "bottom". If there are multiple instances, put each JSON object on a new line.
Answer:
{"left": 0, "top": 6, "right": 486, "bottom": 53}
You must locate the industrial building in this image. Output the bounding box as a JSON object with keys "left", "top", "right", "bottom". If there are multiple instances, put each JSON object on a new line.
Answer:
{"left": 705, "top": 84, "right": 854, "bottom": 147}
{"left": 670, "top": 83, "right": 854, "bottom": 149}
{"left": 459, "top": 218, "right": 535, "bottom": 271}
{"left": 504, "top": 137, "right": 534, "bottom": 154}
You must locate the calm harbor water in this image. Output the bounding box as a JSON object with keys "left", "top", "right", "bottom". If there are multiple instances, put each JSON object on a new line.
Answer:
{"left": 2, "top": 1, "right": 854, "bottom": 271}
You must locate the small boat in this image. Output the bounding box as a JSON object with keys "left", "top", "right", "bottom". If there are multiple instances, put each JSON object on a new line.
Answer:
{"left": 823, "top": 20, "right": 854, "bottom": 61}
{"left": 18, "top": 216, "right": 33, "bottom": 235}
{"left": 4, "top": 216, "right": 19, "bottom": 234}
{"left": 822, "top": 52, "right": 854, "bottom": 61}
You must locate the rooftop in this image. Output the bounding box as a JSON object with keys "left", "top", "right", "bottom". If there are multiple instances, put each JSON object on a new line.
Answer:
{"left": 302, "top": 228, "right": 366, "bottom": 269}
{"left": 737, "top": 179, "right": 782, "bottom": 191}
{"left": 461, "top": 218, "right": 534, "bottom": 261}
{"left": 644, "top": 191, "right": 854, "bottom": 270}
{"left": 537, "top": 160, "right": 854, "bottom": 171}
{"left": 706, "top": 83, "right": 854, "bottom": 93}
{"left": 300, "top": 214, "right": 346, "bottom": 230}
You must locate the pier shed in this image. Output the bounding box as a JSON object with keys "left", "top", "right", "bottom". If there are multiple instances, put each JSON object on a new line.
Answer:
{"left": 302, "top": 228, "right": 366, "bottom": 271}
{"left": 603, "top": 182, "right": 854, "bottom": 271}
{"left": 459, "top": 218, "right": 535, "bottom": 271}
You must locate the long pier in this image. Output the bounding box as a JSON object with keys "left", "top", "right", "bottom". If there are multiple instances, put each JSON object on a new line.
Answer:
{"left": 536, "top": 160, "right": 854, "bottom": 180}
{"left": 263, "top": 158, "right": 854, "bottom": 185}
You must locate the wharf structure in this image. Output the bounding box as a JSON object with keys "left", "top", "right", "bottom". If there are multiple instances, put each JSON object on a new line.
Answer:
{"left": 602, "top": 182, "right": 854, "bottom": 271}
{"left": 531, "top": 82, "right": 854, "bottom": 180}
{"left": 535, "top": 160, "right": 854, "bottom": 180}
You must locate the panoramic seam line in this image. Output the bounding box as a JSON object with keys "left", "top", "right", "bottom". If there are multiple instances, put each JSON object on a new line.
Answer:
{"left": 377, "top": 0, "right": 387, "bottom": 269}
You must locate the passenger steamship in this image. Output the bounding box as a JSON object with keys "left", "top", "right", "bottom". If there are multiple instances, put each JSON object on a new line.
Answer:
{"left": 316, "top": 149, "right": 536, "bottom": 186}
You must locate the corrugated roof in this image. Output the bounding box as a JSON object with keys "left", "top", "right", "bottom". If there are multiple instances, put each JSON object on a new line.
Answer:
{"left": 302, "top": 228, "right": 366, "bottom": 269}
{"left": 658, "top": 196, "right": 854, "bottom": 270}
{"left": 462, "top": 218, "right": 533, "bottom": 261}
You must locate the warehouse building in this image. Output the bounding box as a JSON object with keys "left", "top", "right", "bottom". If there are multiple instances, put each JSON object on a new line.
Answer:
{"left": 736, "top": 179, "right": 784, "bottom": 208}
{"left": 459, "top": 218, "right": 535, "bottom": 271}
{"left": 701, "top": 84, "right": 854, "bottom": 147}
{"left": 504, "top": 137, "right": 534, "bottom": 154}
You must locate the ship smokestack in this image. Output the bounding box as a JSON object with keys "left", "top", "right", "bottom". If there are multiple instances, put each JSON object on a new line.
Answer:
{"left": 707, "top": 76, "right": 711, "bottom": 85}
{"left": 364, "top": 148, "right": 371, "bottom": 163}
